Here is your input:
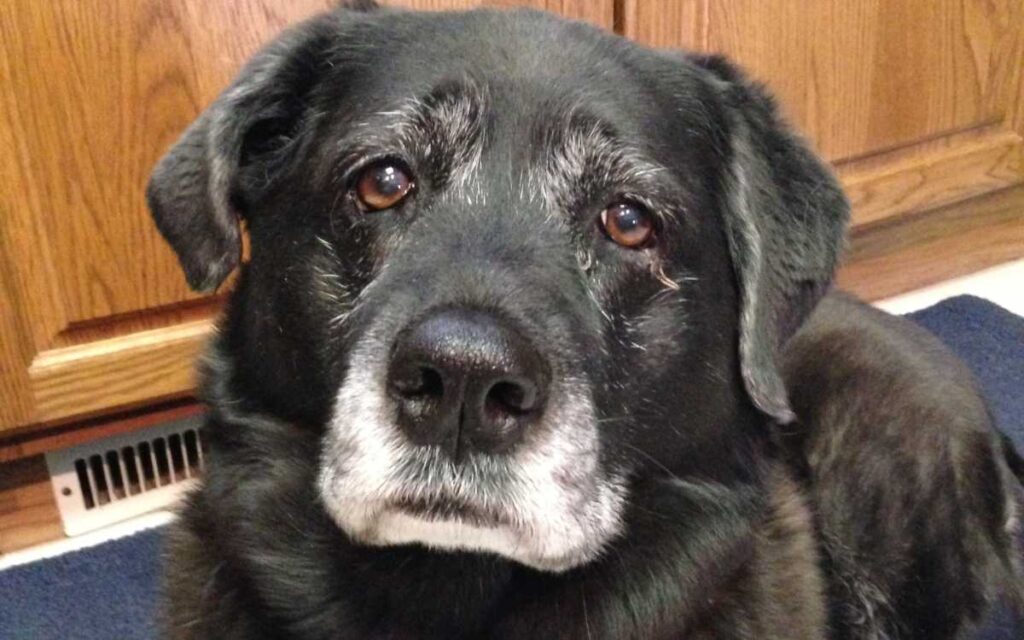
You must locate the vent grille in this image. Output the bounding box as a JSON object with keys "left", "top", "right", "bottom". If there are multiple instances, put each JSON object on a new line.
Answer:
{"left": 46, "top": 416, "right": 205, "bottom": 536}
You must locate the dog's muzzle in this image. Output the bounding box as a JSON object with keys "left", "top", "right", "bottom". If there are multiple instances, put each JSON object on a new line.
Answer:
{"left": 318, "top": 304, "right": 625, "bottom": 572}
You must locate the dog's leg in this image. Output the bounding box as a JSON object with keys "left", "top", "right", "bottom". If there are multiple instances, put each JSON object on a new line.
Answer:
{"left": 782, "top": 293, "right": 1024, "bottom": 639}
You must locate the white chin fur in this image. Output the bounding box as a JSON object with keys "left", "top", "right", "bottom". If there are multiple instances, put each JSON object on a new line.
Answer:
{"left": 358, "top": 512, "right": 579, "bottom": 572}
{"left": 317, "top": 336, "right": 626, "bottom": 573}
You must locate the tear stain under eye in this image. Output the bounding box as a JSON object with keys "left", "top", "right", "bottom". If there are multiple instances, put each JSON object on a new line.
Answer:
{"left": 654, "top": 263, "right": 681, "bottom": 291}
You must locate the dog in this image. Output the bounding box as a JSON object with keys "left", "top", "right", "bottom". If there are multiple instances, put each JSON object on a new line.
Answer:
{"left": 146, "top": 3, "right": 1024, "bottom": 638}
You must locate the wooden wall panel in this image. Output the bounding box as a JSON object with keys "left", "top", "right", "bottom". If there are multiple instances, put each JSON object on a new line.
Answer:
{"left": 0, "top": 250, "right": 35, "bottom": 427}
{"left": 1, "top": 1, "right": 336, "bottom": 327}
{"left": 387, "top": 0, "right": 612, "bottom": 26}
{"left": 621, "top": 0, "right": 1023, "bottom": 162}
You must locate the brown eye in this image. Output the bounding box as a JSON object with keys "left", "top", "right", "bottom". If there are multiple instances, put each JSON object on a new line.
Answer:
{"left": 600, "top": 201, "right": 655, "bottom": 248}
{"left": 354, "top": 161, "right": 414, "bottom": 211}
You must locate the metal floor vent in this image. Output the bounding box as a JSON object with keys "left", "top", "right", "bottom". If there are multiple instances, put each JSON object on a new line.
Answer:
{"left": 45, "top": 415, "right": 205, "bottom": 536}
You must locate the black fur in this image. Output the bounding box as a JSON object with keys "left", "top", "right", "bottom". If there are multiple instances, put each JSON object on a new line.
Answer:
{"left": 147, "top": 6, "right": 1023, "bottom": 639}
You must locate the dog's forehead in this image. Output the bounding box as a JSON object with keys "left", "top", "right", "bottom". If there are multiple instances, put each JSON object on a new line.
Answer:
{"left": 321, "top": 9, "right": 702, "bottom": 145}
{"left": 334, "top": 9, "right": 634, "bottom": 90}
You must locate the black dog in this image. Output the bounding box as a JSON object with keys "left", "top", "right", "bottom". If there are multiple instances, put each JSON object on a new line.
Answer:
{"left": 147, "top": 3, "right": 1023, "bottom": 638}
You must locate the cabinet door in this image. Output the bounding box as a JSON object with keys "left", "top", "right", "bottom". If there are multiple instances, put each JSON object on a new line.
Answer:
{"left": 0, "top": 0, "right": 613, "bottom": 433}
{"left": 621, "top": 0, "right": 1024, "bottom": 294}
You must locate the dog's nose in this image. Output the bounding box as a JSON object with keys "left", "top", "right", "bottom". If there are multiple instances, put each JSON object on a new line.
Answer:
{"left": 387, "top": 308, "right": 550, "bottom": 459}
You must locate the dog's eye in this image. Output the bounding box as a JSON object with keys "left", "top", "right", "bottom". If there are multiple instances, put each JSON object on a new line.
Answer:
{"left": 354, "top": 161, "right": 415, "bottom": 211}
{"left": 600, "top": 201, "right": 655, "bottom": 248}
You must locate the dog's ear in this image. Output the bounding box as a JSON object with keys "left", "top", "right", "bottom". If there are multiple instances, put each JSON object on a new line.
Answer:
{"left": 692, "top": 54, "right": 850, "bottom": 423}
{"left": 146, "top": 6, "right": 376, "bottom": 292}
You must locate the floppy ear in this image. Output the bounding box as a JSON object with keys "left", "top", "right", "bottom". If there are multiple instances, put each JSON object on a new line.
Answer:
{"left": 693, "top": 54, "right": 850, "bottom": 424}
{"left": 146, "top": 6, "right": 373, "bottom": 291}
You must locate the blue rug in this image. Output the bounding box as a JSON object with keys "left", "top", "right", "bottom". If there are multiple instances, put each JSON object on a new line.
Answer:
{"left": 1, "top": 295, "right": 1021, "bottom": 639}
{"left": 0, "top": 528, "right": 162, "bottom": 640}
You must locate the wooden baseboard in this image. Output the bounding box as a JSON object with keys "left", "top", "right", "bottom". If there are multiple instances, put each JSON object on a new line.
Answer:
{"left": 0, "top": 400, "right": 204, "bottom": 554}
{"left": 0, "top": 400, "right": 204, "bottom": 555}
{"left": 0, "top": 400, "right": 202, "bottom": 463}
{"left": 838, "top": 185, "right": 1024, "bottom": 301}
{"left": 0, "top": 456, "right": 62, "bottom": 555}
{"left": 837, "top": 126, "right": 1024, "bottom": 228}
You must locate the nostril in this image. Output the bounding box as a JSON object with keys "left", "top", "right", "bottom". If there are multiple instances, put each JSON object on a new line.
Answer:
{"left": 391, "top": 365, "right": 444, "bottom": 398}
{"left": 419, "top": 368, "right": 444, "bottom": 398}
{"left": 389, "top": 365, "right": 447, "bottom": 424}
{"left": 485, "top": 379, "right": 539, "bottom": 416}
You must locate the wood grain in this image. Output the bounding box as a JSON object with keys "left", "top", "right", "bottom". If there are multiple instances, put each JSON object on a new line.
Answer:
{"left": 0, "top": 241, "right": 36, "bottom": 427}
{"left": 27, "top": 320, "right": 212, "bottom": 426}
{"left": 543, "top": 0, "right": 613, "bottom": 27}
{"left": 837, "top": 185, "right": 1024, "bottom": 301}
{"left": 0, "top": 8, "right": 66, "bottom": 427}
{"left": 385, "top": 0, "right": 613, "bottom": 26}
{"left": 838, "top": 128, "right": 1024, "bottom": 227}
{"left": 0, "top": 456, "right": 63, "bottom": 555}
{"left": 621, "top": 0, "right": 1024, "bottom": 164}
{"left": 0, "top": 1, "right": 335, "bottom": 328}
{"left": 0, "top": 0, "right": 338, "bottom": 431}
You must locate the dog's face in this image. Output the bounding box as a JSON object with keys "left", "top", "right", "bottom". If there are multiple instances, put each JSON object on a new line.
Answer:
{"left": 148, "top": 5, "right": 847, "bottom": 572}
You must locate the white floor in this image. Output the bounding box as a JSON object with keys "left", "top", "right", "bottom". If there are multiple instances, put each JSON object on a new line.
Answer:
{"left": 875, "top": 259, "right": 1024, "bottom": 317}
{"left": 0, "top": 509, "right": 175, "bottom": 570}
{"left": 1, "top": 259, "right": 1021, "bottom": 571}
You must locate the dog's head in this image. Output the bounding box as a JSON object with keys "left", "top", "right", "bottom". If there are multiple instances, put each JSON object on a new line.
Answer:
{"left": 148, "top": 4, "right": 847, "bottom": 572}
